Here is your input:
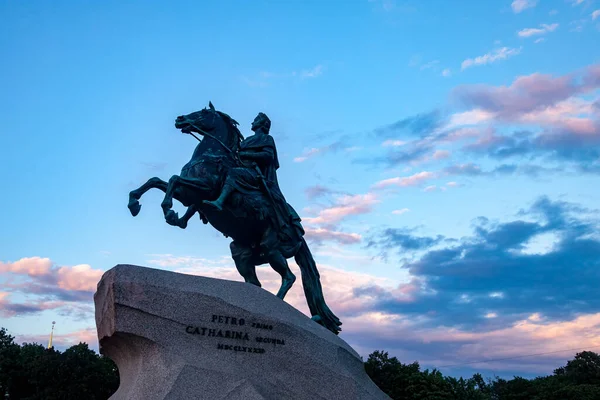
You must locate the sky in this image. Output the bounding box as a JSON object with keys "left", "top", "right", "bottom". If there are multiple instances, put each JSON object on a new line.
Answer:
{"left": 1, "top": 0, "right": 599, "bottom": 380}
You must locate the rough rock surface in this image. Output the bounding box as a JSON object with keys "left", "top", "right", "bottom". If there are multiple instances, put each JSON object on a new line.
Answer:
{"left": 95, "top": 264, "right": 390, "bottom": 400}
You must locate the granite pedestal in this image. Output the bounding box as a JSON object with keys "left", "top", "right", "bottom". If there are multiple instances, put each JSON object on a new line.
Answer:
{"left": 94, "top": 264, "right": 390, "bottom": 400}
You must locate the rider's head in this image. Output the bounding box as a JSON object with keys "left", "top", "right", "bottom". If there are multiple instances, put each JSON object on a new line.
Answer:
{"left": 251, "top": 112, "right": 271, "bottom": 134}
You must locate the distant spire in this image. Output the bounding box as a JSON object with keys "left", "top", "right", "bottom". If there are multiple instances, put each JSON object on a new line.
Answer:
{"left": 47, "top": 321, "right": 55, "bottom": 349}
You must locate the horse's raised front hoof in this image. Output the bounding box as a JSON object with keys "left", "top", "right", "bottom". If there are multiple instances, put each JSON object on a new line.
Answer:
{"left": 165, "top": 210, "right": 179, "bottom": 226}
{"left": 128, "top": 199, "right": 141, "bottom": 216}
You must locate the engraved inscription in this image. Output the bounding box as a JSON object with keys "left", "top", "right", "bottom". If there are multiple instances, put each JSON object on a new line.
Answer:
{"left": 211, "top": 314, "right": 245, "bottom": 326}
{"left": 185, "top": 314, "right": 288, "bottom": 355}
{"left": 255, "top": 337, "right": 285, "bottom": 345}
{"left": 186, "top": 326, "right": 250, "bottom": 341}
{"left": 251, "top": 322, "right": 273, "bottom": 330}
{"left": 217, "top": 343, "right": 266, "bottom": 353}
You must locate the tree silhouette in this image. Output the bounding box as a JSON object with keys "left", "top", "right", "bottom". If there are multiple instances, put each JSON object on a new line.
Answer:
{"left": 0, "top": 328, "right": 118, "bottom": 399}
{"left": 2, "top": 326, "right": 600, "bottom": 399}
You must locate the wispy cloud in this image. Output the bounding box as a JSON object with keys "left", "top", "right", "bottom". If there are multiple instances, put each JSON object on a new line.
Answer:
{"left": 294, "top": 148, "right": 322, "bottom": 162}
{"left": 372, "top": 171, "right": 437, "bottom": 189}
{"left": 382, "top": 139, "right": 407, "bottom": 147}
{"left": 592, "top": 10, "right": 600, "bottom": 20}
{"left": 569, "top": 19, "right": 588, "bottom": 32}
{"left": 358, "top": 62, "right": 599, "bottom": 181}
{"left": 449, "top": 64, "right": 600, "bottom": 169}
{"left": 0, "top": 257, "right": 103, "bottom": 293}
{"left": 301, "top": 64, "right": 324, "bottom": 79}
{"left": 375, "top": 110, "right": 443, "bottom": 138}
{"left": 408, "top": 55, "right": 450, "bottom": 76}
{"left": 453, "top": 64, "right": 600, "bottom": 118}
{"left": 304, "top": 227, "right": 362, "bottom": 245}
{"left": 369, "top": 0, "right": 397, "bottom": 12}
{"left": 149, "top": 253, "right": 392, "bottom": 319}
{"left": 302, "top": 193, "right": 380, "bottom": 226}
{"left": 517, "top": 23, "right": 559, "bottom": 38}
{"left": 511, "top": 0, "right": 537, "bottom": 13}
{"left": 432, "top": 150, "right": 451, "bottom": 160}
{"left": 293, "top": 134, "right": 354, "bottom": 162}
{"left": 420, "top": 60, "right": 440, "bottom": 70}
{"left": 461, "top": 47, "right": 522, "bottom": 70}
{"left": 241, "top": 64, "right": 325, "bottom": 87}
{"left": 0, "top": 257, "right": 104, "bottom": 319}
{"left": 392, "top": 208, "right": 410, "bottom": 215}
{"left": 304, "top": 184, "right": 346, "bottom": 200}
{"left": 445, "top": 110, "right": 496, "bottom": 129}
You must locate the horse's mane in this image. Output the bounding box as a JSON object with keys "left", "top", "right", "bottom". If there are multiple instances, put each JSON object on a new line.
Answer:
{"left": 216, "top": 111, "right": 244, "bottom": 151}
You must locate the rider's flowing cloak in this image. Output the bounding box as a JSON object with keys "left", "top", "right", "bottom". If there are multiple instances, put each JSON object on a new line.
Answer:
{"left": 232, "top": 133, "right": 305, "bottom": 248}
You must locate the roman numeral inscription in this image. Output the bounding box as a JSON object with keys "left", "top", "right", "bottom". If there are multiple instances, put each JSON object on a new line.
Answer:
{"left": 185, "top": 314, "right": 287, "bottom": 354}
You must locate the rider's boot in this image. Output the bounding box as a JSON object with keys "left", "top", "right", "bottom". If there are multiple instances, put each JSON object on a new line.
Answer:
{"left": 204, "top": 183, "right": 234, "bottom": 211}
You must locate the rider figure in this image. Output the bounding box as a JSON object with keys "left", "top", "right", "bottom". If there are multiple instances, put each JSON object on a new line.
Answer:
{"left": 204, "top": 112, "right": 298, "bottom": 235}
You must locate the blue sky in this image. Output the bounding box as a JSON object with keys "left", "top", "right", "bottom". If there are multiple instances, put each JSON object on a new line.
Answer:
{"left": 1, "top": 0, "right": 600, "bottom": 379}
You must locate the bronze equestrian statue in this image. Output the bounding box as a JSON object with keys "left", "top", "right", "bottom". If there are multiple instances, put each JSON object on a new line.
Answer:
{"left": 127, "top": 102, "right": 342, "bottom": 334}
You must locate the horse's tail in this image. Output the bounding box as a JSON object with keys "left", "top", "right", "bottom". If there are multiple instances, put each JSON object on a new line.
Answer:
{"left": 294, "top": 238, "right": 342, "bottom": 335}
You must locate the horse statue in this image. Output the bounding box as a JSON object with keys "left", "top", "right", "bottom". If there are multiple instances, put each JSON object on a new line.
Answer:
{"left": 127, "top": 102, "right": 342, "bottom": 334}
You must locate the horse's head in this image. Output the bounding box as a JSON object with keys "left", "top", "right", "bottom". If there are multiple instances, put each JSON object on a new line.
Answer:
{"left": 175, "top": 102, "right": 243, "bottom": 152}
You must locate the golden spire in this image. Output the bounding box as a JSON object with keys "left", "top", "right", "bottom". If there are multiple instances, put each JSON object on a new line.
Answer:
{"left": 47, "top": 321, "right": 55, "bottom": 349}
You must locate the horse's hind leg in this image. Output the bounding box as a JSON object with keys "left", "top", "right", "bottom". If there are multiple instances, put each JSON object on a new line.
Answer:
{"left": 267, "top": 250, "right": 296, "bottom": 300}
{"left": 128, "top": 177, "right": 167, "bottom": 216}
{"left": 230, "top": 241, "right": 261, "bottom": 287}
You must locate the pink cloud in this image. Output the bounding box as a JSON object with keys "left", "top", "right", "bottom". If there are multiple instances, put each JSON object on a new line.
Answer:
{"left": 293, "top": 136, "right": 352, "bottom": 162}
{"left": 0, "top": 291, "right": 67, "bottom": 317}
{"left": 432, "top": 150, "right": 450, "bottom": 160}
{"left": 0, "top": 292, "right": 10, "bottom": 312}
{"left": 0, "top": 257, "right": 52, "bottom": 276}
{"left": 151, "top": 249, "right": 598, "bottom": 377}
{"left": 464, "top": 128, "right": 510, "bottom": 152}
{"left": 304, "top": 227, "right": 362, "bottom": 244}
{"left": 372, "top": 171, "right": 436, "bottom": 189}
{"left": 343, "top": 309, "right": 600, "bottom": 375}
{"left": 1, "top": 258, "right": 104, "bottom": 294}
{"left": 302, "top": 193, "right": 379, "bottom": 226}
{"left": 57, "top": 264, "right": 104, "bottom": 292}
{"left": 454, "top": 64, "right": 600, "bottom": 119}
{"left": 0, "top": 257, "right": 105, "bottom": 318}
{"left": 293, "top": 147, "right": 321, "bottom": 162}
{"left": 584, "top": 64, "right": 600, "bottom": 89}
{"left": 162, "top": 256, "right": 393, "bottom": 318}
